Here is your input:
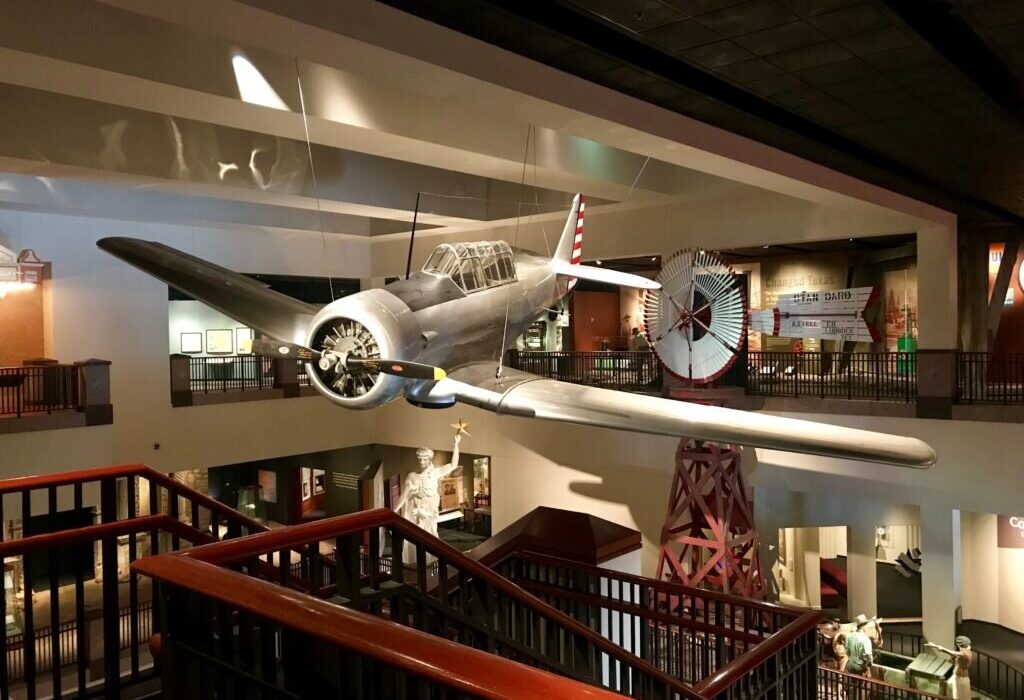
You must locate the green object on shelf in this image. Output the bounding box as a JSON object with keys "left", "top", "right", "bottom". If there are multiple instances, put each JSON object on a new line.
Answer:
{"left": 896, "top": 336, "right": 917, "bottom": 375}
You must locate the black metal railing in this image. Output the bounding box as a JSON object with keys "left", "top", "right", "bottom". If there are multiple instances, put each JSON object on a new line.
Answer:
{"left": 882, "top": 627, "right": 1024, "bottom": 700}
{"left": 506, "top": 350, "right": 663, "bottom": 392}
{"left": 188, "top": 354, "right": 276, "bottom": 393}
{"left": 0, "top": 365, "right": 80, "bottom": 417}
{"left": 957, "top": 351, "right": 1024, "bottom": 404}
{"left": 746, "top": 352, "right": 917, "bottom": 402}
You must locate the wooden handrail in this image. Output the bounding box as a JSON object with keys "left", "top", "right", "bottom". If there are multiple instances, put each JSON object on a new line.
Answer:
{"left": 180, "top": 507, "right": 699, "bottom": 698}
{"left": 695, "top": 609, "right": 821, "bottom": 697}
{"left": 134, "top": 555, "right": 624, "bottom": 700}
{"left": 505, "top": 550, "right": 807, "bottom": 620}
{"left": 0, "top": 514, "right": 214, "bottom": 556}
{"left": 0, "top": 462, "right": 267, "bottom": 534}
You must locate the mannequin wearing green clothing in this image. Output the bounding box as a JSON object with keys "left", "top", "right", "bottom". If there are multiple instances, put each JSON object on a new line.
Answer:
{"left": 844, "top": 615, "right": 875, "bottom": 677}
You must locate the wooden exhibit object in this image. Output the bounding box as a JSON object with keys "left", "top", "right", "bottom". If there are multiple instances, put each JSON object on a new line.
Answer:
{"left": 657, "top": 439, "right": 767, "bottom": 598}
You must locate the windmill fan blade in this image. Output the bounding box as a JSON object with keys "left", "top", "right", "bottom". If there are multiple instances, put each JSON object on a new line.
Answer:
{"left": 346, "top": 358, "right": 447, "bottom": 381}
{"left": 251, "top": 338, "right": 321, "bottom": 361}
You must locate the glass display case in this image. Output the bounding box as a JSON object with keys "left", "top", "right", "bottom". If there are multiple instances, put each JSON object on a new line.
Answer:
{"left": 4, "top": 562, "right": 21, "bottom": 636}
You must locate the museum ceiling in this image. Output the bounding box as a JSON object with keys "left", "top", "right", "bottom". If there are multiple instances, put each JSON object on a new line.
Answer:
{"left": 376, "top": 0, "right": 1024, "bottom": 228}
{"left": 0, "top": 0, "right": 761, "bottom": 240}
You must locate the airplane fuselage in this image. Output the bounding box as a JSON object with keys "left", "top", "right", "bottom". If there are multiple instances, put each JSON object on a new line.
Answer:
{"left": 383, "top": 248, "right": 562, "bottom": 370}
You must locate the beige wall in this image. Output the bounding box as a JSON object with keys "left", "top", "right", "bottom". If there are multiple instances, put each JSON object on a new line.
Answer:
{"left": 961, "top": 511, "right": 1024, "bottom": 632}
{"left": 0, "top": 281, "right": 44, "bottom": 366}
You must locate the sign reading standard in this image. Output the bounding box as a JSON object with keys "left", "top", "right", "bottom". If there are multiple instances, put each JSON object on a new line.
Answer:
{"left": 998, "top": 515, "right": 1024, "bottom": 548}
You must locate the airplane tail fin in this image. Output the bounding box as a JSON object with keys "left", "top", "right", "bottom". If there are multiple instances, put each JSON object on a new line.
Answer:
{"left": 553, "top": 193, "right": 583, "bottom": 291}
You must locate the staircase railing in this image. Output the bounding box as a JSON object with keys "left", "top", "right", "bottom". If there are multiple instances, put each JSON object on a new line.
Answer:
{"left": 0, "top": 462, "right": 268, "bottom": 699}
{"left": 136, "top": 553, "right": 624, "bottom": 699}
{"left": 170, "top": 507, "right": 695, "bottom": 699}
{"left": 488, "top": 551, "right": 820, "bottom": 700}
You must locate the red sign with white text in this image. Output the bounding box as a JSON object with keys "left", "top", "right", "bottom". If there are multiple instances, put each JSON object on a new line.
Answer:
{"left": 998, "top": 516, "right": 1024, "bottom": 548}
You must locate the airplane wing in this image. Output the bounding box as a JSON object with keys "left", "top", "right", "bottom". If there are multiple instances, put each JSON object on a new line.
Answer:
{"left": 98, "top": 237, "right": 316, "bottom": 343}
{"left": 428, "top": 362, "right": 935, "bottom": 468}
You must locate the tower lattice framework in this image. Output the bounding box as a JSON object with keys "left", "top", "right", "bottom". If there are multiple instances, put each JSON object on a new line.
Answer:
{"left": 657, "top": 439, "right": 767, "bottom": 599}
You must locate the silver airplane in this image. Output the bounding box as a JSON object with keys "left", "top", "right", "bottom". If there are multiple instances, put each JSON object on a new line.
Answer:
{"left": 98, "top": 195, "right": 935, "bottom": 468}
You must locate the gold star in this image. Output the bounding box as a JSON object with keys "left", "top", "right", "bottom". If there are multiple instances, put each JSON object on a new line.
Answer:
{"left": 450, "top": 418, "right": 471, "bottom": 437}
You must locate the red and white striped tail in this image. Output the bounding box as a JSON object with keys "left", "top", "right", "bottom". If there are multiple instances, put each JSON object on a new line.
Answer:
{"left": 568, "top": 195, "right": 584, "bottom": 291}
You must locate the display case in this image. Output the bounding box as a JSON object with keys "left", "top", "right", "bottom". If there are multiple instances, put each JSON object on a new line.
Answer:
{"left": 4, "top": 562, "right": 21, "bottom": 636}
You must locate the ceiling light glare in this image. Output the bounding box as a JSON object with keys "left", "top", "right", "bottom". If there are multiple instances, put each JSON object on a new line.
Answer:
{"left": 231, "top": 53, "right": 289, "bottom": 111}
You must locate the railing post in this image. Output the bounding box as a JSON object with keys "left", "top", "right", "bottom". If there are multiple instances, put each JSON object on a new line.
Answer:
{"left": 273, "top": 356, "right": 300, "bottom": 398}
{"left": 169, "top": 354, "right": 193, "bottom": 407}
{"left": 916, "top": 350, "right": 956, "bottom": 419}
{"left": 74, "top": 359, "right": 113, "bottom": 424}
{"left": 100, "top": 477, "right": 120, "bottom": 698}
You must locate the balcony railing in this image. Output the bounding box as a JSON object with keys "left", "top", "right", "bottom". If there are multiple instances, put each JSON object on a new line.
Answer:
{"left": 186, "top": 354, "right": 309, "bottom": 393}
{"left": 746, "top": 351, "right": 917, "bottom": 402}
{"left": 956, "top": 351, "right": 1024, "bottom": 405}
{"left": 506, "top": 350, "right": 663, "bottom": 392}
{"left": 0, "top": 364, "right": 80, "bottom": 417}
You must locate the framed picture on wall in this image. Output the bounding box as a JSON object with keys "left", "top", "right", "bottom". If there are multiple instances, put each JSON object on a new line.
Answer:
{"left": 235, "top": 327, "right": 254, "bottom": 354}
{"left": 302, "top": 481, "right": 310, "bottom": 500}
{"left": 300, "top": 467, "right": 312, "bottom": 501}
{"left": 206, "top": 329, "right": 233, "bottom": 354}
{"left": 313, "top": 469, "right": 325, "bottom": 495}
{"left": 180, "top": 332, "right": 202, "bottom": 354}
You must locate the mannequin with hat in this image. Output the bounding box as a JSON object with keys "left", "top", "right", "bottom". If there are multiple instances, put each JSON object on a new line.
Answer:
{"left": 843, "top": 614, "right": 876, "bottom": 678}
{"left": 925, "top": 636, "right": 972, "bottom": 699}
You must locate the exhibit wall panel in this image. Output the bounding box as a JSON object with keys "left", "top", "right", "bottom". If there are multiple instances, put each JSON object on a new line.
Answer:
{"left": 0, "top": 207, "right": 374, "bottom": 478}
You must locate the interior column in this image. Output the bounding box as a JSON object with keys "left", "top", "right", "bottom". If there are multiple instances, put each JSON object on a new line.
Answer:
{"left": 921, "top": 503, "right": 959, "bottom": 645}
{"left": 846, "top": 525, "right": 878, "bottom": 620}
{"left": 916, "top": 225, "right": 959, "bottom": 418}
{"left": 797, "top": 527, "right": 822, "bottom": 610}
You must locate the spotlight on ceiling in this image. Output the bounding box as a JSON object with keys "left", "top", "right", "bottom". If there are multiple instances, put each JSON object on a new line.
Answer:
{"left": 762, "top": 245, "right": 770, "bottom": 249}
{"left": 595, "top": 260, "right": 603, "bottom": 265}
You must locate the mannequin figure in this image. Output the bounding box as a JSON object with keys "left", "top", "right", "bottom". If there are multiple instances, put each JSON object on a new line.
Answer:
{"left": 844, "top": 614, "right": 875, "bottom": 679}
{"left": 394, "top": 431, "right": 462, "bottom": 564}
{"left": 925, "top": 636, "right": 973, "bottom": 699}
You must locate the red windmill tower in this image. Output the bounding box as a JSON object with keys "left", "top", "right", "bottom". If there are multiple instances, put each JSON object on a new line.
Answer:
{"left": 656, "top": 439, "right": 767, "bottom": 599}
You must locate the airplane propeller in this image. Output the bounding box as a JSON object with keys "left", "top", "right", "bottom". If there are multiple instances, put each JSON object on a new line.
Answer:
{"left": 250, "top": 339, "right": 446, "bottom": 381}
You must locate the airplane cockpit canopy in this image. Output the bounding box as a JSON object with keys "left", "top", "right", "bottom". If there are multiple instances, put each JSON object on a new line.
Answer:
{"left": 422, "top": 241, "right": 516, "bottom": 293}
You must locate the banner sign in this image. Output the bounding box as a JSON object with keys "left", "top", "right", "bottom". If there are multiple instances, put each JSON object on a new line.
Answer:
{"left": 998, "top": 515, "right": 1024, "bottom": 548}
{"left": 750, "top": 286, "right": 880, "bottom": 342}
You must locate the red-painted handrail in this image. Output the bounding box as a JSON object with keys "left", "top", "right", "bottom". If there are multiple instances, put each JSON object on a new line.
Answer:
{"left": 0, "top": 462, "right": 267, "bottom": 534}
{"left": 134, "top": 555, "right": 624, "bottom": 700}
{"left": 503, "top": 550, "right": 808, "bottom": 620}
{"left": 0, "top": 514, "right": 213, "bottom": 556}
{"left": 695, "top": 609, "right": 821, "bottom": 696}
{"left": 178, "top": 507, "right": 699, "bottom": 698}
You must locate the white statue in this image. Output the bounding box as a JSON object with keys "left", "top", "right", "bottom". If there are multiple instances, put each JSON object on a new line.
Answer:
{"left": 394, "top": 424, "right": 465, "bottom": 564}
